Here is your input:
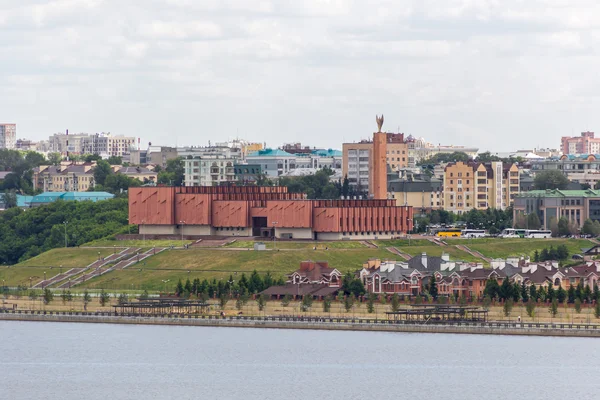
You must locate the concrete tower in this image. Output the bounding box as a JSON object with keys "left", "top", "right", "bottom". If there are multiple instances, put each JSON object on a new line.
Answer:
{"left": 370, "top": 115, "right": 387, "bottom": 200}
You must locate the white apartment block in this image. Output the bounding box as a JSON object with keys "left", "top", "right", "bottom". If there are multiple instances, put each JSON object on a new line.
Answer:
{"left": 0, "top": 124, "right": 17, "bottom": 150}
{"left": 180, "top": 146, "right": 242, "bottom": 186}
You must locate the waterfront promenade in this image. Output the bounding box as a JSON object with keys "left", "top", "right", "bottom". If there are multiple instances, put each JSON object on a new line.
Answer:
{"left": 2, "top": 309, "right": 600, "bottom": 338}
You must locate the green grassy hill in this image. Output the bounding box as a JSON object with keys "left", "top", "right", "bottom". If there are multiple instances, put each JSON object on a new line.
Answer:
{"left": 2, "top": 237, "right": 595, "bottom": 291}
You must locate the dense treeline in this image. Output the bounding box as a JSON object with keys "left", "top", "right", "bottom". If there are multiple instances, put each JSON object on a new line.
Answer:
{"left": 0, "top": 198, "right": 129, "bottom": 264}
{"left": 484, "top": 278, "right": 599, "bottom": 304}
{"left": 0, "top": 149, "right": 48, "bottom": 195}
{"left": 414, "top": 207, "right": 513, "bottom": 234}
{"left": 174, "top": 271, "right": 284, "bottom": 299}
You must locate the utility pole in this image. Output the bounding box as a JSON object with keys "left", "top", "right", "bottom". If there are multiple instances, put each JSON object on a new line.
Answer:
{"left": 180, "top": 220, "right": 186, "bottom": 248}
{"left": 272, "top": 221, "right": 278, "bottom": 250}
{"left": 63, "top": 221, "right": 68, "bottom": 248}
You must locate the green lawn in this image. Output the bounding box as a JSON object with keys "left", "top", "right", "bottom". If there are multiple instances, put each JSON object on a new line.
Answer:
{"left": 466, "top": 238, "right": 593, "bottom": 259}
{"left": 397, "top": 245, "right": 483, "bottom": 263}
{"left": 224, "top": 240, "right": 368, "bottom": 249}
{"left": 82, "top": 239, "right": 193, "bottom": 248}
{"left": 15, "top": 248, "right": 117, "bottom": 268}
{"left": 375, "top": 239, "right": 432, "bottom": 247}
{"left": 0, "top": 266, "right": 52, "bottom": 287}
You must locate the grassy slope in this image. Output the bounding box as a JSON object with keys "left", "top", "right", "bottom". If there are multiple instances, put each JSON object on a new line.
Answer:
{"left": 0, "top": 266, "right": 50, "bottom": 287}
{"left": 82, "top": 239, "right": 193, "bottom": 248}
{"left": 224, "top": 240, "right": 368, "bottom": 249}
{"left": 15, "top": 248, "right": 118, "bottom": 268}
{"left": 464, "top": 238, "right": 592, "bottom": 259}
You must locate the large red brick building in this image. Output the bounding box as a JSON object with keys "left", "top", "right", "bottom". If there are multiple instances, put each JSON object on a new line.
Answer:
{"left": 129, "top": 186, "right": 413, "bottom": 240}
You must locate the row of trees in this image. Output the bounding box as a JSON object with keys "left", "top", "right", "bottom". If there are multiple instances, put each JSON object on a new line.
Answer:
{"left": 174, "top": 271, "right": 285, "bottom": 299}
{"left": 514, "top": 215, "right": 599, "bottom": 237}
{"left": 414, "top": 207, "right": 513, "bottom": 234}
{"left": 0, "top": 198, "right": 129, "bottom": 264}
{"left": 484, "top": 278, "right": 600, "bottom": 304}
{"left": 533, "top": 245, "right": 569, "bottom": 261}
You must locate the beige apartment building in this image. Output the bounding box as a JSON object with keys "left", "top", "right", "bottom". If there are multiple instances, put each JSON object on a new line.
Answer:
{"left": 34, "top": 162, "right": 157, "bottom": 192}
{"left": 442, "top": 161, "right": 519, "bottom": 214}
{"left": 343, "top": 133, "right": 408, "bottom": 194}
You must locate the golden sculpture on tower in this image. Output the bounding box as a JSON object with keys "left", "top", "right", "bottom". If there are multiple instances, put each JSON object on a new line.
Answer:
{"left": 376, "top": 114, "right": 384, "bottom": 132}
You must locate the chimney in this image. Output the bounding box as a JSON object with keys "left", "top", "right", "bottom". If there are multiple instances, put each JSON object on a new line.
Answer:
{"left": 421, "top": 252, "right": 428, "bottom": 269}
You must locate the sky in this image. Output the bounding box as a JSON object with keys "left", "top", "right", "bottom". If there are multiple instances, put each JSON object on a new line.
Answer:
{"left": 2, "top": 0, "right": 600, "bottom": 152}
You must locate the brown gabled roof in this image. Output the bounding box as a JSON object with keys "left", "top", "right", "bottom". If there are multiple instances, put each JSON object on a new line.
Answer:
{"left": 290, "top": 260, "right": 338, "bottom": 282}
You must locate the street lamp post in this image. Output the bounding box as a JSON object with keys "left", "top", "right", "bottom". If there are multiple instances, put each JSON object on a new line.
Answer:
{"left": 272, "top": 221, "right": 278, "bottom": 250}
{"left": 180, "top": 220, "right": 186, "bottom": 249}
{"left": 98, "top": 251, "right": 101, "bottom": 261}
{"left": 63, "top": 221, "right": 68, "bottom": 248}
{"left": 59, "top": 265, "right": 63, "bottom": 276}
{"left": 113, "top": 245, "right": 116, "bottom": 255}
{"left": 141, "top": 219, "right": 145, "bottom": 247}
{"left": 162, "top": 279, "right": 170, "bottom": 294}
{"left": 43, "top": 271, "right": 46, "bottom": 289}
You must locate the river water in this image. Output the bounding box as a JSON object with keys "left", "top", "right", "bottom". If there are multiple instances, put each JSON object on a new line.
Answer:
{"left": 1, "top": 321, "right": 599, "bottom": 399}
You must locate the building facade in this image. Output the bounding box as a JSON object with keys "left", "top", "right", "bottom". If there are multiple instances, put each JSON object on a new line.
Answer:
{"left": 343, "top": 133, "right": 408, "bottom": 193}
{"left": 0, "top": 124, "right": 17, "bottom": 150}
{"left": 530, "top": 154, "right": 600, "bottom": 186}
{"left": 513, "top": 189, "right": 600, "bottom": 229}
{"left": 442, "top": 161, "right": 519, "bottom": 214}
{"left": 388, "top": 179, "right": 443, "bottom": 213}
{"left": 405, "top": 135, "right": 478, "bottom": 167}
{"left": 129, "top": 186, "right": 413, "bottom": 240}
{"left": 180, "top": 146, "right": 241, "bottom": 186}
{"left": 561, "top": 132, "right": 600, "bottom": 155}
{"left": 245, "top": 148, "right": 296, "bottom": 178}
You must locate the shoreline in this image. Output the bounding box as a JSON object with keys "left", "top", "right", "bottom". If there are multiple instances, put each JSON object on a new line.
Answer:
{"left": 2, "top": 311, "right": 600, "bottom": 338}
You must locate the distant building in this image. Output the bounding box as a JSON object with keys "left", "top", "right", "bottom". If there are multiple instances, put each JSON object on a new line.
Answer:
{"left": 260, "top": 261, "right": 342, "bottom": 300}
{"left": 29, "top": 191, "right": 114, "bottom": 207}
{"left": 388, "top": 178, "right": 443, "bottom": 213}
{"left": 561, "top": 132, "right": 600, "bottom": 155}
{"left": 405, "top": 135, "right": 478, "bottom": 167}
{"left": 113, "top": 166, "right": 157, "bottom": 184}
{"left": 513, "top": 189, "right": 600, "bottom": 229}
{"left": 46, "top": 131, "right": 136, "bottom": 157}
{"left": 531, "top": 154, "right": 600, "bottom": 186}
{"left": 180, "top": 146, "right": 241, "bottom": 186}
{"left": 0, "top": 193, "right": 33, "bottom": 210}
{"left": 233, "top": 163, "right": 263, "bottom": 184}
{"left": 245, "top": 148, "right": 296, "bottom": 178}
{"left": 443, "top": 161, "right": 519, "bottom": 214}
{"left": 0, "top": 124, "right": 16, "bottom": 150}
{"left": 15, "top": 138, "right": 37, "bottom": 151}
{"left": 342, "top": 133, "right": 408, "bottom": 193}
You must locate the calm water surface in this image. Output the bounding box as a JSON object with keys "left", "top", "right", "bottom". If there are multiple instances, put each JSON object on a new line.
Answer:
{"left": 1, "top": 321, "right": 600, "bottom": 399}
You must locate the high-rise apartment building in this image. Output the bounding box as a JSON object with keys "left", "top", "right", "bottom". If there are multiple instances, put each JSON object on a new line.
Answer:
{"left": 442, "top": 161, "right": 519, "bottom": 214}
{"left": 343, "top": 133, "right": 408, "bottom": 194}
{"left": 46, "top": 131, "right": 136, "bottom": 157}
{"left": 560, "top": 132, "right": 600, "bottom": 155}
{"left": 0, "top": 124, "right": 17, "bottom": 149}
{"left": 181, "top": 146, "right": 241, "bottom": 186}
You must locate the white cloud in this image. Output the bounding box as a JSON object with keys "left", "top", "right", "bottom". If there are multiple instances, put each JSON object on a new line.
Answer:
{"left": 1, "top": 0, "right": 600, "bottom": 151}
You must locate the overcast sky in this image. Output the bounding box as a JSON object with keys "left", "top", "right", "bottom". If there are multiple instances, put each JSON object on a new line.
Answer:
{"left": 2, "top": 0, "right": 600, "bottom": 152}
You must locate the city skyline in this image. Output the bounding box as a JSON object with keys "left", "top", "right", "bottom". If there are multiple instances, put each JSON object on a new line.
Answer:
{"left": 2, "top": 1, "right": 600, "bottom": 151}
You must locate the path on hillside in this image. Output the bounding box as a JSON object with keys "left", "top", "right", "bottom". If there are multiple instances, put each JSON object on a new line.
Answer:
{"left": 360, "top": 241, "right": 378, "bottom": 249}
{"left": 385, "top": 247, "right": 411, "bottom": 260}
{"left": 38, "top": 248, "right": 132, "bottom": 289}
{"left": 455, "top": 245, "right": 491, "bottom": 263}
{"left": 427, "top": 237, "right": 446, "bottom": 246}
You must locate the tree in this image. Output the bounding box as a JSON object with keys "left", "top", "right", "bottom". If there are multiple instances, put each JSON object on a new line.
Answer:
{"left": 525, "top": 299, "right": 536, "bottom": 318}
{"left": 83, "top": 290, "right": 91, "bottom": 311}
{"left": 582, "top": 219, "right": 596, "bottom": 235}
{"left": 301, "top": 295, "right": 313, "bottom": 312}
{"left": 323, "top": 295, "right": 332, "bottom": 313}
{"left": 256, "top": 294, "right": 266, "bottom": 312}
{"left": 107, "top": 156, "right": 122, "bottom": 165}
{"left": 343, "top": 294, "right": 355, "bottom": 312}
{"left": 48, "top": 152, "right": 62, "bottom": 166}
{"left": 342, "top": 175, "right": 350, "bottom": 198}
{"left": 3, "top": 190, "right": 17, "bottom": 209}
{"left": 281, "top": 294, "right": 292, "bottom": 308}
{"left": 595, "top": 301, "right": 600, "bottom": 319}
{"left": 99, "top": 289, "right": 110, "bottom": 306}
{"left": 117, "top": 292, "right": 128, "bottom": 305}
{"left": 414, "top": 294, "right": 423, "bottom": 305}
{"left": 93, "top": 160, "right": 113, "bottom": 187}
{"left": 549, "top": 298, "right": 559, "bottom": 318}
{"left": 482, "top": 295, "right": 492, "bottom": 311}
{"left": 574, "top": 298, "right": 582, "bottom": 314}
{"left": 533, "top": 170, "right": 570, "bottom": 190}
{"left": 533, "top": 249, "right": 540, "bottom": 262}
{"left": 526, "top": 213, "right": 541, "bottom": 230}
{"left": 558, "top": 217, "right": 570, "bottom": 237}
{"left": 175, "top": 279, "right": 184, "bottom": 297}
{"left": 429, "top": 275, "right": 438, "bottom": 300}
{"left": 390, "top": 293, "right": 400, "bottom": 312}
{"left": 483, "top": 279, "right": 500, "bottom": 300}
{"left": 219, "top": 293, "right": 229, "bottom": 310}
{"left": 548, "top": 217, "right": 559, "bottom": 237}
{"left": 158, "top": 157, "right": 185, "bottom": 186}
{"left": 366, "top": 294, "right": 375, "bottom": 313}
{"left": 557, "top": 286, "right": 567, "bottom": 304}
{"left": 61, "top": 289, "right": 69, "bottom": 305}
{"left": 43, "top": 288, "right": 54, "bottom": 305}
{"left": 503, "top": 298, "right": 514, "bottom": 317}
{"left": 568, "top": 284, "right": 575, "bottom": 304}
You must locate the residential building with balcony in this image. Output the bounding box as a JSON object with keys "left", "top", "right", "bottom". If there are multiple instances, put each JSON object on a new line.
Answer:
{"left": 530, "top": 154, "right": 600, "bottom": 186}
{"left": 343, "top": 133, "right": 408, "bottom": 193}
{"left": 561, "top": 131, "right": 600, "bottom": 155}
{"left": 0, "top": 124, "right": 16, "bottom": 150}
{"left": 245, "top": 148, "right": 296, "bottom": 178}
{"left": 442, "top": 161, "right": 519, "bottom": 214}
